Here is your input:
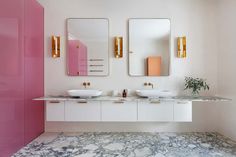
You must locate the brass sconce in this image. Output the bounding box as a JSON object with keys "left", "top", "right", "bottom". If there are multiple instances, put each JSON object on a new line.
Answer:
{"left": 114, "top": 37, "right": 123, "bottom": 58}
{"left": 177, "top": 36, "right": 186, "bottom": 58}
{"left": 52, "top": 35, "right": 60, "bottom": 58}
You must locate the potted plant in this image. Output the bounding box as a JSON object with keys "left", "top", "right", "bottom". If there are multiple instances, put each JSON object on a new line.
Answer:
{"left": 184, "top": 77, "right": 210, "bottom": 96}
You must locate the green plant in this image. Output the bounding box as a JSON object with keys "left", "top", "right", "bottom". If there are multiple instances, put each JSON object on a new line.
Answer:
{"left": 184, "top": 77, "right": 210, "bottom": 95}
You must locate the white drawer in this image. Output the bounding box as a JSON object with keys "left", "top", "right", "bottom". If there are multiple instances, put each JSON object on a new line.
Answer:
{"left": 46, "top": 101, "right": 65, "bottom": 121}
{"left": 101, "top": 101, "right": 137, "bottom": 122}
{"left": 65, "top": 100, "right": 101, "bottom": 121}
{"left": 138, "top": 100, "right": 174, "bottom": 122}
{"left": 174, "top": 101, "right": 192, "bottom": 122}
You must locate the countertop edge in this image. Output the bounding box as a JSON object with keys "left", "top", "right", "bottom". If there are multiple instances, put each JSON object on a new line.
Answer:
{"left": 33, "top": 96, "right": 232, "bottom": 102}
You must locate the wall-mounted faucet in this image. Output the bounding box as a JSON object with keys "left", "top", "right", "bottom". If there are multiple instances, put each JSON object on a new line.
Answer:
{"left": 82, "top": 82, "right": 90, "bottom": 88}
{"left": 144, "top": 82, "right": 154, "bottom": 89}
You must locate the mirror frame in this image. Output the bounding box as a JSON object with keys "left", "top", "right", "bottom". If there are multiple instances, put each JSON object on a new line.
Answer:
{"left": 128, "top": 18, "right": 171, "bottom": 77}
{"left": 66, "top": 18, "right": 110, "bottom": 77}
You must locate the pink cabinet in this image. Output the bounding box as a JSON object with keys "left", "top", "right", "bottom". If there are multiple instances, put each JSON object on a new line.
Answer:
{"left": 0, "top": 0, "right": 44, "bottom": 156}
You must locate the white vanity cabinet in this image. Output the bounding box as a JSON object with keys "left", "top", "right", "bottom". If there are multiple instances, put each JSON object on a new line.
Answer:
{"left": 65, "top": 100, "right": 101, "bottom": 121}
{"left": 45, "top": 98, "right": 193, "bottom": 122}
{"left": 174, "top": 101, "right": 192, "bottom": 122}
{"left": 138, "top": 100, "right": 174, "bottom": 122}
{"left": 101, "top": 101, "right": 137, "bottom": 122}
{"left": 46, "top": 101, "right": 65, "bottom": 121}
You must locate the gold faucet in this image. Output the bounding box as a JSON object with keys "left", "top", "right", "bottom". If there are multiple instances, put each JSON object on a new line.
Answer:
{"left": 82, "top": 82, "right": 90, "bottom": 88}
{"left": 144, "top": 82, "right": 154, "bottom": 89}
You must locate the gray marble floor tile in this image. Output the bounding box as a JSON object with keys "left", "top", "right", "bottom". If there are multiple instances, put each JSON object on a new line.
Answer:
{"left": 13, "top": 132, "right": 236, "bottom": 157}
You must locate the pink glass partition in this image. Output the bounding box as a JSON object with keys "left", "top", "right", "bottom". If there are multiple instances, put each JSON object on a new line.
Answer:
{"left": 24, "top": 0, "right": 44, "bottom": 144}
{"left": 0, "top": 0, "right": 44, "bottom": 156}
{"left": 0, "top": 1, "right": 25, "bottom": 156}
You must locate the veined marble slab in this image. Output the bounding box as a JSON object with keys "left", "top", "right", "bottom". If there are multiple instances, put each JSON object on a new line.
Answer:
{"left": 34, "top": 95, "right": 231, "bottom": 102}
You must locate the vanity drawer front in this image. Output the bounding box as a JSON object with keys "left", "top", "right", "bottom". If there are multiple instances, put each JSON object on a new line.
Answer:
{"left": 46, "top": 101, "right": 65, "bottom": 121}
{"left": 174, "top": 101, "right": 192, "bottom": 122}
{"left": 138, "top": 101, "right": 174, "bottom": 121}
{"left": 101, "top": 101, "right": 137, "bottom": 122}
{"left": 65, "top": 101, "right": 101, "bottom": 121}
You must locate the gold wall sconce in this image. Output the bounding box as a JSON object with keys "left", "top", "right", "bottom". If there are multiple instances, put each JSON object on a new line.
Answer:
{"left": 52, "top": 35, "right": 60, "bottom": 58}
{"left": 177, "top": 36, "right": 186, "bottom": 58}
{"left": 114, "top": 36, "right": 123, "bottom": 58}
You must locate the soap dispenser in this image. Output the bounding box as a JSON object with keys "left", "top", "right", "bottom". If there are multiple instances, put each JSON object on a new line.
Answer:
{"left": 122, "top": 89, "right": 127, "bottom": 98}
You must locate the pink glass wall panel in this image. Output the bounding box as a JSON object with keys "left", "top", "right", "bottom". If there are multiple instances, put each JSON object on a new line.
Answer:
{"left": 0, "top": 0, "right": 44, "bottom": 156}
{"left": 0, "top": 19, "right": 20, "bottom": 76}
{"left": 0, "top": 0, "right": 25, "bottom": 156}
{"left": 24, "top": 0, "right": 44, "bottom": 144}
{"left": 68, "top": 40, "right": 88, "bottom": 76}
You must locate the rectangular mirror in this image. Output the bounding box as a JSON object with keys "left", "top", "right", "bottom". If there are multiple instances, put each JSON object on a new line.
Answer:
{"left": 128, "top": 18, "right": 171, "bottom": 76}
{"left": 67, "top": 18, "right": 109, "bottom": 76}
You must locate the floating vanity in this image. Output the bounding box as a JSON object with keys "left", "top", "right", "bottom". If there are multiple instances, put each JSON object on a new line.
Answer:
{"left": 35, "top": 96, "right": 230, "bottom": 123}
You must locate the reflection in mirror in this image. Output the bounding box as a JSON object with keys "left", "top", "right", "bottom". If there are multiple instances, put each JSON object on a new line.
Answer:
{"left": 129, "top": 19, "right": 171, "bottom": 76}
{"left": 67, "top": 18, "right": 109, "bottom": 76}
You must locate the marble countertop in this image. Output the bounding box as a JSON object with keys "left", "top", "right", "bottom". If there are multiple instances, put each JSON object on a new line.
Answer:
{"left": 34, "top": 95, "right": 231, "bottom": 102}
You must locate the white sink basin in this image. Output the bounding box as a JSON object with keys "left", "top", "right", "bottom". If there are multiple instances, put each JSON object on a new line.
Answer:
{"left": 136, "top": 89, "right": 172, "bottom": 98}
{"left": 67, "top": 89, "right": 102, "bottom": 98}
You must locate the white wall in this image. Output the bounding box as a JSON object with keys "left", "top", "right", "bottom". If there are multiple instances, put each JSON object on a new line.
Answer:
{"left": 218, "top": 0, "right": 236, "bottom": 141}
{"left": 37, "top": 0, "right": 220, "bottom": 132}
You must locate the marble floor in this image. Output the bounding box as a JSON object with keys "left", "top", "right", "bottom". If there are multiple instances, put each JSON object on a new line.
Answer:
{"left": 13, "top": 132, "right": 236, "bottom": 157}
